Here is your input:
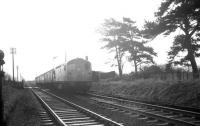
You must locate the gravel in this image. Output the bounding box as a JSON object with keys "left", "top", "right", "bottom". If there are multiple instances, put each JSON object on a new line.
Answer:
{"left": 50, "top": 90, "right": 149, "bottom": 126}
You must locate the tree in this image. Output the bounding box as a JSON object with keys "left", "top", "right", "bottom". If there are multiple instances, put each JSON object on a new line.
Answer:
{"left": 99, "top": 18, "right": 125, "bottom": 78}
{"left": 143, "top": 0, "right": 200, "bottom": 79}
{"left": 121, "top": 17, "right": 157, "bottom": 74}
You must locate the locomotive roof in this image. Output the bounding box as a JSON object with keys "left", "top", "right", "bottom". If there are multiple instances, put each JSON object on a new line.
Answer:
{"left": 67, "top": 58, "right": 90, "bottom": 65}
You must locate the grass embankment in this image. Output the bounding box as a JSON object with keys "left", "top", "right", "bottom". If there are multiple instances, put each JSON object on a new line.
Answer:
{"left": 3, "top": 84, "right": 41, "bottom": 126}
{"left": 90, "top": 79, "right": 200, "bottom": 108}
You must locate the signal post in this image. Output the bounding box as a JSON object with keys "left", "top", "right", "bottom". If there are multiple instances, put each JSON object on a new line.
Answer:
{"left": 0, "top": 50, "right": 5, "bottom": 125}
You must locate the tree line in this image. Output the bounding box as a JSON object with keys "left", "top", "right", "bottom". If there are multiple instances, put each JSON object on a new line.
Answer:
{"left": 99, "top": 0, "right": 200, "bottom": 79}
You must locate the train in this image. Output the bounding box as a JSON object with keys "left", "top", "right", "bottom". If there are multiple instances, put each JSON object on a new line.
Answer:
{"left": 35, "top": 57, "right": 117, "bottom": 93}
{"left": 35, "top": 57, "right": 92, "bottom": 93}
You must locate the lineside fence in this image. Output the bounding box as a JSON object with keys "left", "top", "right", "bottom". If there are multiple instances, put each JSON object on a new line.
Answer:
{"left": 147, "top": 71, "right": 197, "bottom": 81}
{"left": 123, "top": 70, "right": 200, "bottom": 81}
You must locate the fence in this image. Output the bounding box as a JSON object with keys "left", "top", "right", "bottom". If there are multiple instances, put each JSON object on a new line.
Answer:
{"left": 149, "top": 71, "right": 198, "bottom": 81}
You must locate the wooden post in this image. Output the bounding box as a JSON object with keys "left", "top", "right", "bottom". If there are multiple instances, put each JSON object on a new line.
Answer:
{"left": 0, "top": 50, "right": 5, "bottom": 125}
{"left": 0, "top": 71, "right": 4, "bottom": 125}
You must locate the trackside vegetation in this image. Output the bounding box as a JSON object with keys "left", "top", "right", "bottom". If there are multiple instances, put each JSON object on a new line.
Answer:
{"left": 99, "top": 0, "right": 200, "bottom": 79}
{"left": 90, "top": 79, "right": 200, "bottom": 108}
{"left": 3, "top": 83, "right": 41, "bottom": 126}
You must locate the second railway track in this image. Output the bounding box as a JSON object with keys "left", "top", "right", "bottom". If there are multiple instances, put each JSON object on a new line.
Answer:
{"left": 87, "top": 93, "right": 200, "bottom": 126}
{"left": 31, "top": 88, "right": 123, "bottom": 126}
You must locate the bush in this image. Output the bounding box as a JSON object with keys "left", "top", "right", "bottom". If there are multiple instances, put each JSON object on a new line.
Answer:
{"left": 90, "top": 79, "right": 200, "bottom": 108}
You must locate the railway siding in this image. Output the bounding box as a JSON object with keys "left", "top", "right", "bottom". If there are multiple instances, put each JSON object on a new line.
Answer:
{"left": 89, "top": 93, "right": 200, "bottom": 126}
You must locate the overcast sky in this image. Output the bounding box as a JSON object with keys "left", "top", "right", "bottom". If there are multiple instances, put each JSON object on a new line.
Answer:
{"left": 1, "top": 0, "right": 179, "bottom": 80}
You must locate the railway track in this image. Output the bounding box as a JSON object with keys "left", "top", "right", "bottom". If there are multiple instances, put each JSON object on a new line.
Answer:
{"left": 88, "top": 93, "right": 200, "bottom": 126}
{"left": 31, "top": 88, "right": 123, "bottom": 126}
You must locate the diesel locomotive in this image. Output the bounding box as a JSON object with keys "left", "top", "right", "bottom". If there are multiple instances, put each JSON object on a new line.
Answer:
{"left": 35, "top": 58, "right": 92, "bottom": 93}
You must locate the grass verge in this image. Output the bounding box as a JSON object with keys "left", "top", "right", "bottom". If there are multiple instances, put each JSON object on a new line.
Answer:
{"left": 3, "top": 84, "right": 41, "bottom": 126}
{"left": 90, "top": 79, "right": 200, "bottom": 108}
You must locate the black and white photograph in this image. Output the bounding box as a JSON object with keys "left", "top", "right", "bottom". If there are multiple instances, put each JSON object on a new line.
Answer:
{"left": 0, "top": 0, "right": 200, "bottom": 125}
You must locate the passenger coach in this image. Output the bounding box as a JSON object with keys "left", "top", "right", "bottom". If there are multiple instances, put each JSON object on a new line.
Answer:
{"left": 35, "top": 57, "right": 92, "bottom": 93}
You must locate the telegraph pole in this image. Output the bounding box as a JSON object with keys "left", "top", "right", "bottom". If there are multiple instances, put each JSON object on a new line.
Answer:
{"left": 65, "top": 50, "right": 67, "bottom": 63}
{"left": 16, "top": 66, "right": 19, "bottom": 82}
{"left": 10, "top": 48, "right": 16, "bottom": 82}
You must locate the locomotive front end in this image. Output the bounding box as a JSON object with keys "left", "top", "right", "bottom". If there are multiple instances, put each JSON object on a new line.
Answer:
{"left": 66, "top": 58, "right": 92, "bottom": 93}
